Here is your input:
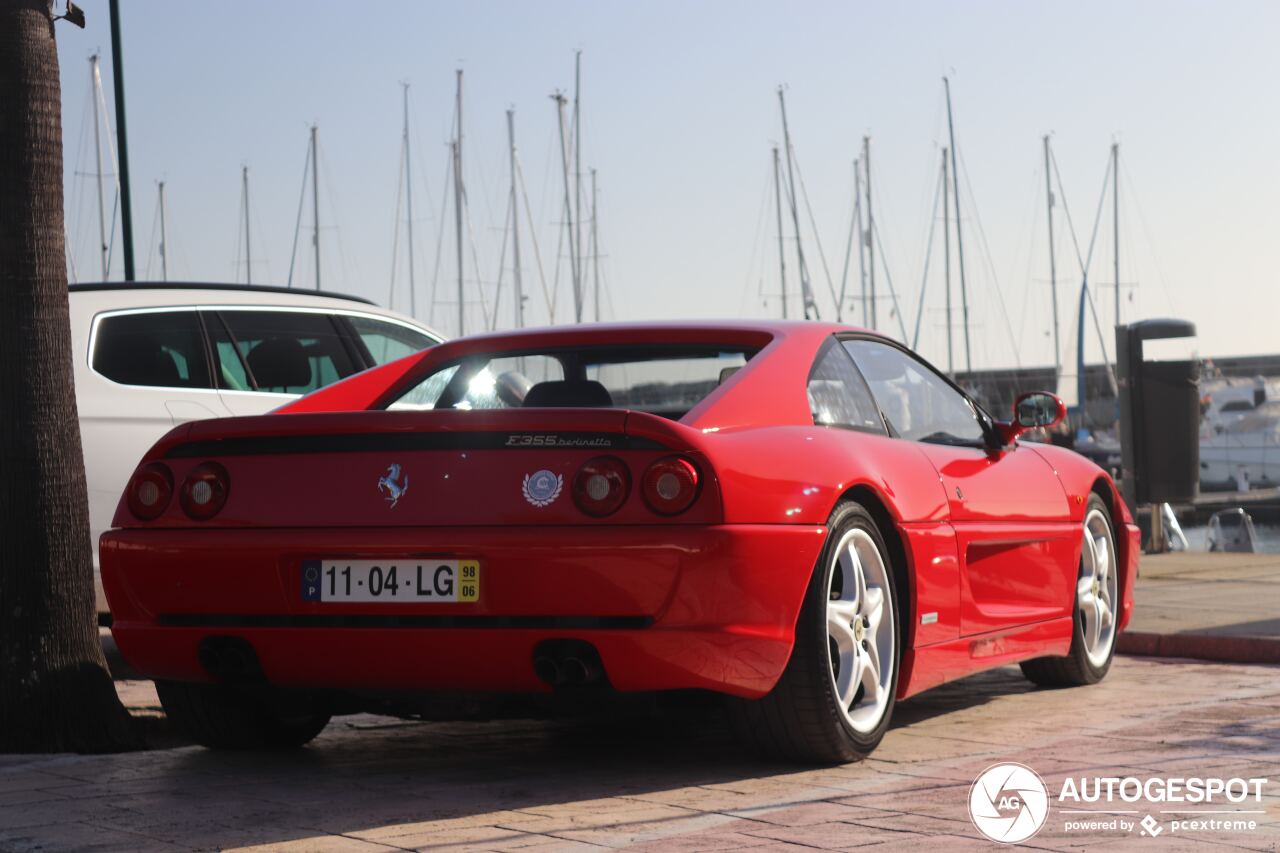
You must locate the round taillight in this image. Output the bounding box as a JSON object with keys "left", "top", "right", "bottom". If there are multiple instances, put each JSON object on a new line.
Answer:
{"left": 180, "top": 461, "right": 230, "bottom": 520}
{"left": 572, "top": 456, "right": 631, "bottom": 517}
{"left": 127, "top": 462, "right": 173, "bottom": 520}
{"left": 641, "top": 456, "right": 700, "bottom": 515}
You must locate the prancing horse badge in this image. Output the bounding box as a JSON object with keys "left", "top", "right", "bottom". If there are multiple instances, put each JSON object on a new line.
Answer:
{"left": 378, "top": 463, "right": 409, "bottom": 508}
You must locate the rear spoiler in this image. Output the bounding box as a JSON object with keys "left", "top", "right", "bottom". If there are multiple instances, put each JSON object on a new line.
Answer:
{"left": 137, "top": 408, "right": 707, "bottom": 464}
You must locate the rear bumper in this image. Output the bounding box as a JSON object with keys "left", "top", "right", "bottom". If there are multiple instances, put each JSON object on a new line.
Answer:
{"left": 102, "top": 524, "right": 826, "bottom": 699}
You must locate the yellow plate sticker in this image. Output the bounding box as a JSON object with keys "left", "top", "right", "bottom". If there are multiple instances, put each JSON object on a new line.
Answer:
{"left": 459, "top": 560, "right": 480, "bottom": 602}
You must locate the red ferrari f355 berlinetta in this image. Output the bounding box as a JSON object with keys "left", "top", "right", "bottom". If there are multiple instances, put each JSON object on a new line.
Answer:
{"left": 103, "top": 322, "right": 1139, "bottom": 761}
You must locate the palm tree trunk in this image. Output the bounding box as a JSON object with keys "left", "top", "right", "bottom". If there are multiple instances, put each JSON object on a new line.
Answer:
{"left": 0, "top": 0, "right": 138, "bottom": 752}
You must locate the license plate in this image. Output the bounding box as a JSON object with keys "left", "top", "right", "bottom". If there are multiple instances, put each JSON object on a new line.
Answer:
{"left": 301, "top": 559, "right": 479, "bottom": 603}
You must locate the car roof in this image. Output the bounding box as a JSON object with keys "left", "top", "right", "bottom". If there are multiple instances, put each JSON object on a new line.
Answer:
{"left": 67, "top": 282, "right": 443, "bottom": 338}
{"left": 69, "top": 281, "right": 374, "bottom": 306}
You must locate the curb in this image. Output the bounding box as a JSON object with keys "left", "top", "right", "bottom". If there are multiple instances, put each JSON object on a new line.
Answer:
{"left": 1118, "top": 630, "right": 1280, "bottom": 665}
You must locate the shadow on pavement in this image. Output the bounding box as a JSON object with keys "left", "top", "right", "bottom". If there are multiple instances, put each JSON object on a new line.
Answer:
{"left": 96, "top": 668, "right": 1030, "bottom": 849}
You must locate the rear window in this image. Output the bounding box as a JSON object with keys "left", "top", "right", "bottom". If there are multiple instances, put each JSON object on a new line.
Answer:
{"left": 386, "top": 345, "right": 758, "bottom": 419}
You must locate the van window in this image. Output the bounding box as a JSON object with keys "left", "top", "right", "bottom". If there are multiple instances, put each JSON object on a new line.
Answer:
{"left": 347, "top": 315, "right": 437, "bottom": 365}
{"left": 217, "top": 310, "right": 360, "bottom": 394}
{"left": 92, "top": 311, "right": 212, "bottom": 389}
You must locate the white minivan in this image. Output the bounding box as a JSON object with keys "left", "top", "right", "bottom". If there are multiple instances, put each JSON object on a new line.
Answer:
{"left": 71, "top": 283, "right": 444, "bottom": 614}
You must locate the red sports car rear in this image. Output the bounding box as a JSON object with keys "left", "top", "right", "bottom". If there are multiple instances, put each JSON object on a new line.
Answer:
{"left": 103, "top": 322, "right": 1138, "bottom": 760}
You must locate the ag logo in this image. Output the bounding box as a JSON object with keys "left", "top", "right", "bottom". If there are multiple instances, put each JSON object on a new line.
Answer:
{"left": 968, "top": 762, "right": 1049, "bottom": 844}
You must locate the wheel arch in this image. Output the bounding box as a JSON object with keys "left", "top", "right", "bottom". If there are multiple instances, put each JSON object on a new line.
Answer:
{"left": 834, "top": 484, "right": 915, "bottom": 652}
{"left": 1090, "top": 476, "right": 1130, "bottom": 614}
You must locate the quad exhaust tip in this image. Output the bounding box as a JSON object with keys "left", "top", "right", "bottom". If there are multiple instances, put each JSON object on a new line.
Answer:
{"left": 533, "top": 640, "right": 606, "bottom": 688}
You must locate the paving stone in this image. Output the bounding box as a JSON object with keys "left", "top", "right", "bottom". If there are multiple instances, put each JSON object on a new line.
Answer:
{"left": 2, "top": 657, "right": 1277, "bottom": 851}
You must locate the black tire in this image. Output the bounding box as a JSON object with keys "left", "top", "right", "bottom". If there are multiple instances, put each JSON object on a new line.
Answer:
{"left": 156, "top": 680, "right": 331, "bottom": 750}
{"left": 1021, "top": 493, "right": 1117, "bottom": 687}
{"left": 728, "top": 501, "right": 900, "bottom": 763}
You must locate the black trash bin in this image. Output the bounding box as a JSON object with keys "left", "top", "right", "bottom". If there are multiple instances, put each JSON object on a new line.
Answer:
{"left": 1136, "top": 359, "right": 1201, "bottom": 504}
{"left": 1116, "top": 319, "right": 1199, "bottom": 513}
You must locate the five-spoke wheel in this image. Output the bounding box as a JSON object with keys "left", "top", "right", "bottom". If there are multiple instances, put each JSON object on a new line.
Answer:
{"left": 826, "top": 528, "right": 895, "bottom": 735}
{"left": 1079, "top": 506, "right": 1119, "bottom": 668}
{"left": 1021, "top": 493, "right": 1119, "bottom": 687}
{"left": 729, "top": 501, "right": 900, "bottom": 762}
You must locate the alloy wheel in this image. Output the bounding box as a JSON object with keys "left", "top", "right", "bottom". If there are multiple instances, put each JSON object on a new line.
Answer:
{"left": 826, "top": 528, "right": 895, "bottom": 734}
{"left": 1078, "top": 507, "right": 1118, "bottom": 667}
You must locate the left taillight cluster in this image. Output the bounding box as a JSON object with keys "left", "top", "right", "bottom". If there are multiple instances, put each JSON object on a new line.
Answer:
{"left": 127, "top": 461, "right": 229, "bottom": 521}
{"left": 571, "top": 454, "right": 702, "bottom": 518}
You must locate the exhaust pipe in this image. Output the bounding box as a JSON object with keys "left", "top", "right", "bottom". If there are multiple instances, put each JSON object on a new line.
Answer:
{"left": 560, "top": 656, "right": 602, "bottom": 686}
{"left": 532, "top": 640, "right": 606, "bottom": 688}
{"left": 198, "top": 636, "right": 266, "bottom": 684}
{"left": 533, "top": 654, "right": 563, "bottom": 687}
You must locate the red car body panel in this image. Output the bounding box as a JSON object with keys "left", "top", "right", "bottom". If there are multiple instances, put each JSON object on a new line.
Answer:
{"left": 103, "top": 321, "right": 1139, "bottom": 704}
{"left": 102, "top": 524, "right": 825, "bottom": 698}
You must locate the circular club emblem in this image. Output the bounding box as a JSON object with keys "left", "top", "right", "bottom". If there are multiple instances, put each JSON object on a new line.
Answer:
{"left": 522, "top": 469, "right": 563, "bottom": 507}
{"left": 968, "top": 762, "right": 1050, "bottom": 844}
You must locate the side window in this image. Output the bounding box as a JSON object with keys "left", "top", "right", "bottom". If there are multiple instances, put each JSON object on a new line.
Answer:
{"left": 390, "top": 365, "right": 459, "bottom": 410}
{"left": 217, "top": 310, "right": 360, "bottom": 394}
{"left": 92, "top": 311, "right": 212, "bottom": 389}
{"left": 807, "top": 340, "right": 885, "bottom": 433}
{"left": 843, "top": 339, "right": 986, "bottom": 445}
{"left": 347, "top": 315, "right": 437, "bottom": 365}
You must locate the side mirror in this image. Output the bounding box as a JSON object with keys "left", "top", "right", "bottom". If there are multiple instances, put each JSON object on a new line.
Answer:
{"left": 996, "top": 391, "right": 1067, "bottom": 445}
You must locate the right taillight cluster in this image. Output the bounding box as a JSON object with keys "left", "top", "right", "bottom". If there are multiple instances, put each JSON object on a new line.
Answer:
{"left": 126, "top": 461, "right": 230, "bottom": 521}
{"left": 571, "top": 454, "right": 701, "bottom": 518}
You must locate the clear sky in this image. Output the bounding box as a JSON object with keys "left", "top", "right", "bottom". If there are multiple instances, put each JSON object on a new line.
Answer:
{"left": 56, "top": 0, "right": 1280, "bottom": 371}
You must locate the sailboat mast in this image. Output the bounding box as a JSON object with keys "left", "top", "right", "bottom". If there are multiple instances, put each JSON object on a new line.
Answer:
{"left": 242, "top": 166, "right": 252, "bottom": 285}
{"left": 552, "top": 91, "right": 580, "bottom": 322}
{"left": 855, "top": 157, "right": 867, "bottom": 325}
{"left": 507, "top": 109, "right": 524, "bottom": 329}
{"left": 1112, "top": 141, "right": 1120, "bottom": 324}
{"left": 311, "top": 125, "right": 320, "bottom": 291}
{"left": 942, "top": 146, "right": 952, "bottom": 375}
{"left": 1044, "top": 136, "right": 1059, "bottom": 377}
{"left": 836, "top": 159, "right": 857, "bottom": 322}
{"left": 943, "top": 77, "right": 971, "bottom": 373}
{"left": 454, "top": 70, "right": 465, "bottom": 335}
{"left": 90, "top": 55, "right": 109, "bottom": 280}
{"left": 863, "top": 136, "right": 875, "bottom": 329}
{"left": 777, "top": 87, "right": 812, "bottom": 319}
{"left": 591, "top": 168, "right": 600, "bottom": 322}
{"left": 772, "top": 146, "right": 788, "bottom": 320}
{"left": 574, "top": 51, "right": 583, "bottom": 319}
{"left": 403, "top": 83, "right": 416, "bottom": 317}
{"left": 158, "top": 181, "right": 168, "bottom": 282}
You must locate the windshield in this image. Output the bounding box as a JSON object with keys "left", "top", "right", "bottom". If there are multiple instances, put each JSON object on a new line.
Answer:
{"left": 385, "top": 344, "right": 757, "bottom": 419}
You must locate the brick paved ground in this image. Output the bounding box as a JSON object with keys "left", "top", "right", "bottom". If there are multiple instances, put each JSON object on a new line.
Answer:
{"left": 1127, "top": 552, "right": 1280, "bottom": 640}
{"left": 1, "top": 656, "right": 1276, "bottom": 852}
